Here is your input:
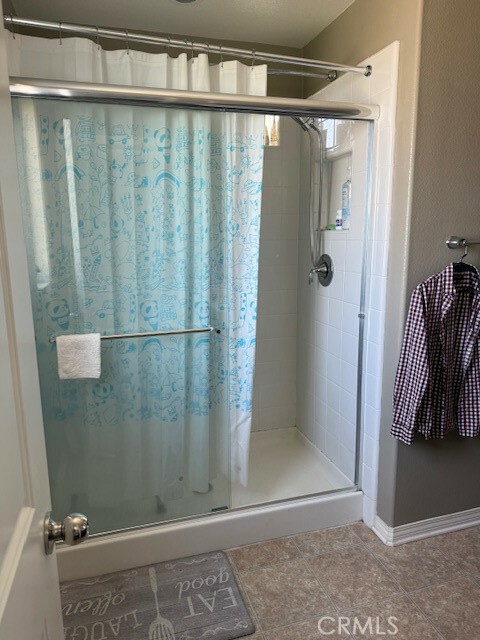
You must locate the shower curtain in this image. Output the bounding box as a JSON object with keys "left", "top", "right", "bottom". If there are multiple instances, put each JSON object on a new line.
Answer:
{"left": 9, "top": 34, "right": 266, "bottom": 514}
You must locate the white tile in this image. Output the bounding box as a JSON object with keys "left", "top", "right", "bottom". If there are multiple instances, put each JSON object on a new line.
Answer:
{"left": 373, "top": 203, "right": 391, "bottom": 242}
{"left": 376, "top": 125, "right": 395, "bottom": 168}
{"left": 316, "top": 399, "right": 327, "bottom": 429}
{"left": 315, "top": 321, "right": 329, "bottom": 352}
{"left": 341, "top": 360, "right": 357, "bottom": 394}
{"left": 371, "top": 241, "right": 388, "bottom": 277}
{"left": 342, "top": 302, "right": 360, "bottom": 336}
{"left": 326, "top": 405, "right": 341, "bottom": 436}
{"left": 362, "top": 496, "right": 376, "bottom": 527}
{"left": 362, "top": 434, "right": 378, "bottom": 471}
{"left": 259, "top": 239, "right": 298, "bottom": 267}
{"left": 368, "top": 275, "right": 386, "bottom": 311}
{"left": 259, "top": 289, "right": 297, "bottom": 316}
{"left": 261, "top": 381, "right": 296, "bottom": 409}
{"left": 372, "top": 88, "right": 395, "bottom": 129}
{"left": 350, "top": 170, "right": 367, "bottom": 209}
{"left": 314, "top": 294, "right": 329, "bottom": 323}
{"left": 339, "top": 390, "right": 357, "bottom": 424}
{"left": 344, "top": 271, "right": 362, "bottom": 305}
{"left": 365, "top": 373, "right": 381, "bottom": 410}
{"left": 366, "top": 308, "right": 384, "bottom": 344}
{"left": 256, "top": 313, "right": 297, "bottom": 339}
{"left": 255, "top": 361, "right": 296, "bottom": 389}
{"left": 260, "top": 214, "right": 299, "bottom": 241}
{"left": 325, "top": 431, "right": 339, "bottom": 465}
{"left": 340, "top": 415, "right": 357, "bottom": 453}
{"left": 374, "top": 162, "right": 393, "bottom": 205}
{"left": 328, "top": 269, "right": 345, "bottom": 301}
{"left": 315, "top": 347, "right": 328, "bottom": 378}
{"left": 344, "top": 239, "right": 364, "bottom": 273}
{"left": 328, "top": 297, "right": 343, "bottom": 328}
{"left": 255, "top": 336, "right": 296, "bottom": 364}
{"left": 327, "top": 353, "right": 342, "bottom": 386}
{"left": 258, "top": 404, "right": 296, "bottom": 430}
{"left": 341, "top": 332, "right": 359, "bottom": 366}
{"left": 328, "top": 239, "right": 347, "bottom": 273}
{"left": 262, "top": 155, "right": 283, "bottom": 187}
{"left": 325, "top": 380, "right": 340, "bottom": 413}
{"left": 361, "top": 465, "right": 377, "bottom": 500}
{"left": 337, "top": 444, "right": 356, "bottom": 482}
{"left": 314, "top": 372, "right": 327, "bottom": 401}
{"left": 258, "top": 264, "right": 298, "bottom": 291}
{"left": 327, "top": 325, "right": 342, "bottom": 356}
{"left": 363, "top": 403, "right": 381, "bottom": 439}
{"left": 366, "top": 339, "right": 382, "bottom": 376}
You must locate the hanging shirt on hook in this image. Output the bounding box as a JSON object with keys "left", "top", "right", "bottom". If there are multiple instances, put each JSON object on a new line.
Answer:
{"left": 391, "top": 262, "right": 480, "bottom": 444}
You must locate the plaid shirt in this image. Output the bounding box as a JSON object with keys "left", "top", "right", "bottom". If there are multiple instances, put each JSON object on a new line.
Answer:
{"left": 391, "top": 263, "right": 480, "bottom": 444}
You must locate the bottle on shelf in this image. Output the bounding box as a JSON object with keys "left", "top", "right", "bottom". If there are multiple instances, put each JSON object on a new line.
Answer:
{"left": 335, "top": 210, "right": 342, "bottom": 230}
{"left": 341, "top": 166, "right": 352, "bottom": 230}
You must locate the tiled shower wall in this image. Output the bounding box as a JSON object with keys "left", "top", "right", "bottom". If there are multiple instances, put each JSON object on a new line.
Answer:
{"left": 297, "top": 43, "right": 399, "bottom": 521}
{"left": 252, "top": 118, "right": 301, "bottom": 431}
{"left": 296, "top": 120, "right": 370, "bottom": 482}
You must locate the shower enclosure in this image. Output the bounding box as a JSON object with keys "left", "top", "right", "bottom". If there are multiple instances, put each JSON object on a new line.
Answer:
{"left": 11, "top": 83, "right": 373, "bottom": 538}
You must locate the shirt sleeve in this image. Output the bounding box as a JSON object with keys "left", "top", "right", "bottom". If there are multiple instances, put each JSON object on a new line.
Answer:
{"left": 391, "top": 285, "right": 430, "bottom": 444}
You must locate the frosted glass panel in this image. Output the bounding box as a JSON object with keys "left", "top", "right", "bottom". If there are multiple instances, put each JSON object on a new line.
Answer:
{"left": 12, "top": 97, "right": 265, "bottom": 534}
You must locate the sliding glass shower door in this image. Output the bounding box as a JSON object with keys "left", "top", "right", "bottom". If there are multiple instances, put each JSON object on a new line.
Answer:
{"left": 12, "top": 97, "right": 264, "bottom": 534}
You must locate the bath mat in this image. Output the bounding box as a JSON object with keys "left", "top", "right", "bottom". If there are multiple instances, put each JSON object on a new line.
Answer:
{"left": 60, "top": 550, "right": 255, "bottom": 640}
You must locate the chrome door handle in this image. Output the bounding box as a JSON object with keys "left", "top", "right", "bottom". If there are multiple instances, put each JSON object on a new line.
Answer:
{"left": 44, "top": 511, "right": 89, "bottom": 555}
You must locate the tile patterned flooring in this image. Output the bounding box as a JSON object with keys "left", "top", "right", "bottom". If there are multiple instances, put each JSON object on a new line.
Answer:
{"left": 226, "top": 522, "right": 480, "bottom": 638}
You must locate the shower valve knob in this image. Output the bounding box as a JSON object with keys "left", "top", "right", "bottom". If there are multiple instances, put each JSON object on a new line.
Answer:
{"left": 44, "top": 511, "right": 89, "bottom": 555}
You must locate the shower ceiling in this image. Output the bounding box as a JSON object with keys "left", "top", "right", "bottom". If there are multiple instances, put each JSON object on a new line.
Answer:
{"left": 8, "top": 0, "right": 356, "bottom": 48}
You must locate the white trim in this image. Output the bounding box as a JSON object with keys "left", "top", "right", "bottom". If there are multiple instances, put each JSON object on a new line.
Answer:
{"left": 57, "top": 490, "right": 363, "bottom": 581}
{"left": 0, "top": 507, "right": 34, "bottom": 618}
{"left": 373, "top": 506, "right": 480, "bottom": 546}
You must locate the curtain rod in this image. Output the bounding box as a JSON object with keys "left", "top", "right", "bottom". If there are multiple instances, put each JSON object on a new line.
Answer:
{"left": 9, "top": 77, "right": 379, "bottom": 120}
{"left": 3, "top": 15, "right": 372, "bottom": 78}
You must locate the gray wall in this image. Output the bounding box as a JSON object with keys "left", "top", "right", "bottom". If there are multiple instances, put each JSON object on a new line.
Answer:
{"left": 391, "top": 0, "right": 480, "bottom": 526}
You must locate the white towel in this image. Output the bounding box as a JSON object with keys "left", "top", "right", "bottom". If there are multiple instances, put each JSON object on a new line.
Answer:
{"left": 56, "top": 333, "right": 101, "bottom": 379}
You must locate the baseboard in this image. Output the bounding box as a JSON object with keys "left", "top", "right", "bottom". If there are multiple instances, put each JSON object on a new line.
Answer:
{"left": 373, "top": 506, "right": 480, "bottom": 546}
{"left": 57, "top": 490, "right": 363, "bottom": 581}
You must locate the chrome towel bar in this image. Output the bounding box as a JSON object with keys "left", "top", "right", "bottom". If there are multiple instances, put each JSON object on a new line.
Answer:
{"left": 48, "top": 326, "right": 218, "bottom": 344}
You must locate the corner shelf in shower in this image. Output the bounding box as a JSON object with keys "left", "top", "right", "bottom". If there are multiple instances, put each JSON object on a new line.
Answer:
{"left": 324, "top": 141, "right": 353, "bottom": 161}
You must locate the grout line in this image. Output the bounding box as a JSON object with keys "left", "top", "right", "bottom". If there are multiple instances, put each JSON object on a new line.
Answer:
{"left": 401, "top": 592, "right": 448, "bottom": 640}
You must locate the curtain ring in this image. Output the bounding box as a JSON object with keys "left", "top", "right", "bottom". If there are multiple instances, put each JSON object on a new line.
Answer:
{"left": 125, "top": 29, "right": 130, "bottom": 55}
{"left": 96, "top": 26, "right": 100, "bottom": 50}
{"left": 191, "top": 39, "right": 195, "bottom": 62}
{"left": 167, "top": 36, "right": 171, "bottom": 57}
{"left": 251, "top": 49, "right": 256, "bottom": 70}
{"left": 58, "top": 21, "right": 62, "bottom": 46}
{"left": 9, "top": 15, "right": 16, "bottom": 39}
{"left": 219, "top": 44, "right": 223, "bottom": 68}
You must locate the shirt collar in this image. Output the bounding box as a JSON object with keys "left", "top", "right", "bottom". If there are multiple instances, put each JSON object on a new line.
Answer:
{"left": 442, "top": 262, "right": 480, "bottom": 297}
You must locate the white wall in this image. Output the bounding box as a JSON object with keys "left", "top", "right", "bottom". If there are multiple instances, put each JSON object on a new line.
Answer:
{"left": 253, "top": 118, "right": 301, "bottom": 431}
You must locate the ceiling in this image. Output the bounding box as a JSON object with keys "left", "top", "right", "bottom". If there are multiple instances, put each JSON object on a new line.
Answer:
{"left": 9, "top": 0, "right": 356, "bottom": 49}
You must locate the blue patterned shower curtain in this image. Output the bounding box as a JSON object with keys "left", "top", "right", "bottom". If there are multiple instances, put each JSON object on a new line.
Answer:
{"left": 10, "top": 36, "right": 266, "bottom": 512}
